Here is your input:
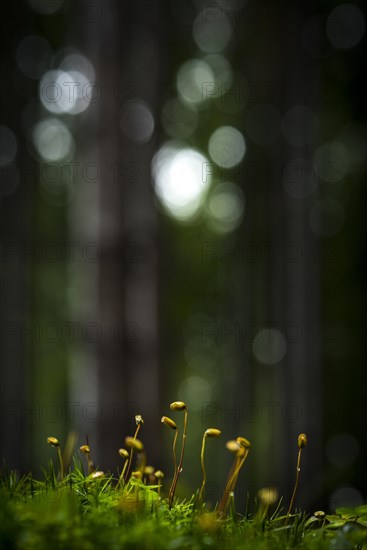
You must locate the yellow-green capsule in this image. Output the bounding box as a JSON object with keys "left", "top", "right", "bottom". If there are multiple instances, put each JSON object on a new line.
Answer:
{"left": 118, "top": 448, "right": 129, "bottom": 459}
{"left": 170, "top": 401, "right": 186, "bottom": 411}
{"left": 135, "top": 414, "right": 144, "bottom": 425}
{"left": 90, "top": 471, "right": 104, "bottom": 479}
{"left": 314, "top": 510, "right": 325, "bottom": 520}
{"left": 205, "top": 428, "right": 222, "bottom": 438}
{"left": 154, "top": 470, "right": 164, "bottom": 479}
{"left": 144, "top": 465, "right": 155, "bottom": 476}
{"left": 125, "top": 436, "right": 144, "bottom": 452}
{"left": 226, "top": 440, "right": 240, "bottom": 453}
{"left": 47, "top": 436, "right": 60, "bottom": 447}
{"left": 258, "top": 487, "right": 278, "bottom": 506}
{"left": 161, "top": 416, "right": 178, "bottom": 430}
{"left": 80, "top": 444, "right": 90, "bottom": 454}
{"left": 236, "top": 436, "right": 251, "bottom": 449}
{"left": 298, "top": 433, "right": 307, "bottom": 449}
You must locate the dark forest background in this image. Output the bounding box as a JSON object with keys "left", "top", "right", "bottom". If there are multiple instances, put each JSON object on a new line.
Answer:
{"left": 1, "top": 0, "right": 366, "bottom": 512}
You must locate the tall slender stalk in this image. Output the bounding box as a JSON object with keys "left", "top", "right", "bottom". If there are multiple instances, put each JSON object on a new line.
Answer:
{"left": 124, "top": 415, "right": 144, "bottom": 482}
{"left": 117, "top": 448, "right": 129, "bottom": 489}
{"left": 161, "top": 415, "right": 178, "bottom": 477}
{"left": 168, "top": 402, "right": 188, "bottom": 508}
{"left": 47, "top": 437, "right": 64, "bottom": 481}
{"left": 199, "top": 428, "right": 221, "bottom": 502}
{"left": 218, "top": 437, "right": 251, "bottom": 516}
{"left": 286, "top": 433, "right": 307, "bottom": 522}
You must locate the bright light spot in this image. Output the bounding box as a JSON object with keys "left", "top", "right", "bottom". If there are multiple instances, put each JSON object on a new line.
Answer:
{"left": 39, "top": 70, "right": 93, "bottom": 115}
{"left": 28, "top": 0, "right": 64, "bottom": 14}
{"left": 206, "top": 182, "right": 245, "bottom": 233}
{"left": 309, "top": 198, "right": 345, "bottom": 237}
{"left": 282, "top": 105, "right": 319, "bottom": 147}
{"left": 162, "top": 98, "right": 198, "bottom": 138}
{"left": 327, "top": 4, "right": 365, "bottom": 50}
{"left": 33, "top": 118, "right": 74, "bottom": 162}
{"left": 176, "top": 59, "right": 214, "bottom": 105}
{"left": 193, "top": 9, "right": 232, "bottom": 53}
{"left": 59, "top": 53, "right": 95, "bottom": 81}
{"left": 326, "top": 434, "right": 359, "bottom": 468}
{"left": 208, "top": 126, "right": 246, "bottom": 168}
{"left": 120, "top": 101, "right": 154, "bottom": 143}
{"left": 179, "top": 376, "right": 212, "bottom": 412}
{"left": 152, "top": 143, "right": 211, "bottom": 221}
{"left": 246, "top": 103, "right": 282, "bottom": 145}
{"left": 283, "top": 158, "right": 318, "bottom": 199}
{"left": 329, "top": 486, "right": 363, "bottom": 510}
{"left": 16, "top": 35, "right": 53, "bottom": 79}
{"left": 203, "top": 54, "right": 233, "bottom": 96}
{"left": 0, "top": 125, "right": 17, "bottom": 163}
{"left": 253, "top": 329, "right": 287, "bottom": 365}
{"left": 313, "top": 141, "right": 349, "bottom": 182}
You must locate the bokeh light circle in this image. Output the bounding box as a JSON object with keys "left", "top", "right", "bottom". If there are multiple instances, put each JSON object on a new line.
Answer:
{"left": 206, "top": 182, "right": 245, "bottom": 233}
{"left": 313, "top": 142, "right": 349, "bottom": 183}
{"left": 28, "top": 0, "right": 64, "bottom": 14}
{"left": 162, "top": 98, "right": 198, "bottom": 138}
{"left": 177, "top": 59, "right": 214, "bottom": 105}
{"left": 178, "top": 376, "right": 212, "bottom": 412}
{"left": 120, "top": 101, "right": 155, "bottom": 143}
{"left": 253, "top": 329, "right": 287, "bottom": 365}
{"left": 152, "top": 143, "right": 211, "bottom": 220}
{"left": 329, "top": 486, "right": 363, "bottom": 510}
{"left": 0, "top": 125, "right": 18, "bottom": 163}
{"left": 193, "top": 9, "right": 232, "bottom": 53}
{"left": 33, "top": 118, "right": 74, "bottom": 162}
{"left": 327, "top": 4, "right": 365, "bottom": 50}
{"left": 208, "top": 126, "right": 246, "bottom": 168}
{"left": 39, "top": 69, "right": 93, "bottom": 115}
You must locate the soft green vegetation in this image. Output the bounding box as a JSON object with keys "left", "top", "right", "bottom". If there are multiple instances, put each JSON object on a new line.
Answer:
{"left": 1, "top": 404, "right": 367, "bottom": 549}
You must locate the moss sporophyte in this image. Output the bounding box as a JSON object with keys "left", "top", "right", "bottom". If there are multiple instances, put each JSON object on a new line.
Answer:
{"left": 3, "top": 423, "right": 366, "bottom": 549}
{"left": 42, "top": 412, "right": 310, "bottom": 527}
{"left": 286, "top": 433, "right": 308, "bottom": 523}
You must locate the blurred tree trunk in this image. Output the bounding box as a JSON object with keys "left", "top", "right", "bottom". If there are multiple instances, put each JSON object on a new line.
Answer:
{"left": 68, "top": 0, "right": 160, "bottom": 469}
{"left": 236, "top": 1, "right": 322, "bottom": 508}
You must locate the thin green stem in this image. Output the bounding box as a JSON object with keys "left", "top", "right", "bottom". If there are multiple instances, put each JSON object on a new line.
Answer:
{"left": 229, "top": 450, "right": 249, "bottom": 492}
{"left": 218, "top": 450, "right": 249, "bottom": 515}
{"left": 218, "top": 456, "right": 239, "bottom": 515}
{"left": 198, "top": 434, "right": 207, "bottom": 502}
{"left": 117, "top": 459, "right": 129, "bottom": 489}
{"left": 286, "top": 448, "right": 302, "bottom": 522}
{"left": 57, "top": 447, "right": 64, "bottom": 480}
{"left": 172, "top": 429, "right": 178, "bottom": 475}
{"left": 169, "top": 409, "right": 188, "bottom": 508}
{"left": 124, "top": 424, "right": 141, "bottom": 482}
